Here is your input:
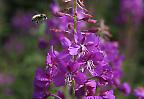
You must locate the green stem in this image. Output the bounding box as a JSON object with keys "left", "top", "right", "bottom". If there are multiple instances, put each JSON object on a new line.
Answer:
{"left": 71, "top": 80, "right": 75, "bottom": 99}
{"left": 74, "top": 0, "right": 77, "bottom": 34}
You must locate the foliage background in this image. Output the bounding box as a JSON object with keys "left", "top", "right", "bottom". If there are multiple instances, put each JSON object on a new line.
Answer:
{"left": 0, "top": 0, "right": 143, "bottom": 99}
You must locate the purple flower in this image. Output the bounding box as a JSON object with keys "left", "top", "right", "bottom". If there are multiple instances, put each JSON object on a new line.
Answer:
{"left": 83, "top": 96, "right": 102, "bottom": 99}
{"left": 46, "top": 46, "right": 58, "bottom": 67}
{"left": 11, "top": 11, "right": 34, "bottom": 31}
{"left": 117, "top": 82, "right": 131, "bottom": 95}
{"left": 75, "top": 80, "right": 96, "bottom": 98}
{"left": 68, "top": 33, "right": 100, "bottom": 56}
{"left": 120, "top": 0, "right": 143, "bottom": 24}
{"left": 46, "top": 1, "right": 86, "bottom": 45}
{"left": 94, "top": 65, "right": 113, "bottom": 82}
{"left": 33, "top": 0, "right": 127, "bottom": 98}
{"left": 134, "top": 87, "right": 144, "bottom": 98}
{"left": 83, "top": 90, "right": 115, "bottom": 99}
{"left": 33, "top": 68, "right": 50, "bottom": 99}
{"left": 38, "top": 39, "right": 48, "bottom": 49}
{"left": 50, "top": 0, "right": 60, "bottom": 14}
{"left": 60, "top": 36, "right": 72, "bottom": 48}
{"left": 102, "top": 42, "right": 124, "bottom": 78}
{"left": 102, "top": 90, "right": 115, "bottom": 99}
{"left": 53, "top": 59, "right": 87, "bottom": 86}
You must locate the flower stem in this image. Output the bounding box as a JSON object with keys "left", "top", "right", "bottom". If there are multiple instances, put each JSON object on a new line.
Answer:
{"left": 71, "top": 80, "right": 75, "bottom": 99}
{"left": 74, "top": 0, "right": 77, "bottom": 34}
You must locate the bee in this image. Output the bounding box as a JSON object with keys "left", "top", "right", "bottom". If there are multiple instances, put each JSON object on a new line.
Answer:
{"left": 32, "top": 14, "right": 48, "bottom": 24}
{"left": 63, "top": 0, "right": 71, "bottom": 3}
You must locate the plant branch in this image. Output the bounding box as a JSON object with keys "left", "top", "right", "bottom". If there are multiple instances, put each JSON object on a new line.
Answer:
{"left": 74, "top": 0, "right": 77, "bottom": 34}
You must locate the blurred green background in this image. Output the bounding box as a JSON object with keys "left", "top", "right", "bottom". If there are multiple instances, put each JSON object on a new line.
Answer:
{"left": 0, "top": 0, "right": 143, "bottom": 99}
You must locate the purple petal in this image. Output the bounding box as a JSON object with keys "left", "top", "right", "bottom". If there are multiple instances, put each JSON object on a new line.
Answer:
{"left": 33, "top": 87, "right": 48, "bottom": 99}
{"left": 34, "top": 68, "right": 50, "bottom": 88}
{"left": 85, "top": 34, "right": 99, "bottom": 46}
{"left": 119, "top": 82, "right": 131, "bottom": 95}
{"left": 95, "top": 65, "right": 113, "bottom": 81}
{"left": 93, "top": 51, "right": 104, "bottom": 61}
{"left": 103, "top": 90, "right": 115, "bottom": 99}
{"left": 50, "top": 0, "right": 60, "bottom": 13}
{"left": 68, "top": 45, "right": 80, "bottom": 55}
{"left": 74, "top": 72, "right": 87, "bottom": 85}
{"left": 46, "top": 53, "right": 52, "bottom": 65}
{"left": 53, "top": 71, "right": 65, "bottom": 87}
{"left": 86, "top": 80, "right": 96, "bottom": 95}
{"left": 83, "top": 96, "right": 102, "bottom": 99}
{"left": 134, "top": 87, "right": 144, "bottom": 98}
{"left": 67, "top": 62, "right": 80, "bottom": 72}
{"left": 60, "top": 37, "right": 72, "bottom": 47}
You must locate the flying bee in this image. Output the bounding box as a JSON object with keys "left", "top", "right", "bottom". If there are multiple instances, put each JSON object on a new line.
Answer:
{"left": 32, "top": 14, "right": 48, "bottom": 24}
{"left": 63, "top": 0, "right": 71, "bottom": 3}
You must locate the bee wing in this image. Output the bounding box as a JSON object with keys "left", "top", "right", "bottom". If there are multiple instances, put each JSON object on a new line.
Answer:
{"left": 63, "top": 0, "right": 71, "bottom": 3}
{"left": 32, "top": 10, "right": 40, "bottom": 23}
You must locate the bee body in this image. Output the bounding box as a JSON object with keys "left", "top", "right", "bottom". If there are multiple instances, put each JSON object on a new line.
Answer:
{"left": 32, "top": 14, "right": 47, "bottom": 24}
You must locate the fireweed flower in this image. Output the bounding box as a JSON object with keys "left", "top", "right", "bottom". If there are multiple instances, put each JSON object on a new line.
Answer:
{"left": 33, "top": 0, "right": 130, "bottom": 99}
{"left": 102, "top": 42, "right": 124, "bottom": 79}
{"left": 33, "top": 67, "right": 51, "bottom": 99}
{"left": 83, "top": 90, "right": 115, "bottom": 99}
{"left": 38, "top": 38, "right": 48, "bottom": 49}
{"left": 134, "top": 87, "right": 144, "bottom": 99}
{"left": 75, "top": 80, "right": 97, "bottom": 98}
{"left": 11, "top": 11, "right": 34, "bottom": 31}
{"left": 53, "top": 60, "right": 87, "bottom": 86}
{"left": 118, "top": 82, "right": 131, "bottom": 95}
{"left": 46, "top": 1, "right": 86, "bottom": 45}
{"left": 120, "top": 0, "right": 143, "bottom": 24}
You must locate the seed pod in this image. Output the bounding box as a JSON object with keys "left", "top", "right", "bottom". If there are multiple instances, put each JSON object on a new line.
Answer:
{"left": 87, "top": 19, "right": 97, "bottom": 24}
{"left": 81, "top": 28, "right": 98, "bottom": 33}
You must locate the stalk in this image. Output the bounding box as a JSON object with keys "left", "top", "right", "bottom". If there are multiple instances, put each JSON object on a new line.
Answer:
{"left": 71, "top": 80, "right": 75, "bottom": 99}
{"left": 74, "top": 0, "right": 77, "bottom": 34}
{"left": 71, "top": 1, "right": 77, "bottom": 98}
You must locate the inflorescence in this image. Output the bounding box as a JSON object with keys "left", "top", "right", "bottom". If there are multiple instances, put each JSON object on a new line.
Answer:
{"left": 33, "top": 0, "right": 131, "bottom": 99}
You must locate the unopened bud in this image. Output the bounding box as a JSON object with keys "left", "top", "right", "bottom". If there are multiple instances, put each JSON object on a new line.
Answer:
{"left": 87, "top": 19, "right": 97, "bottom": 24}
